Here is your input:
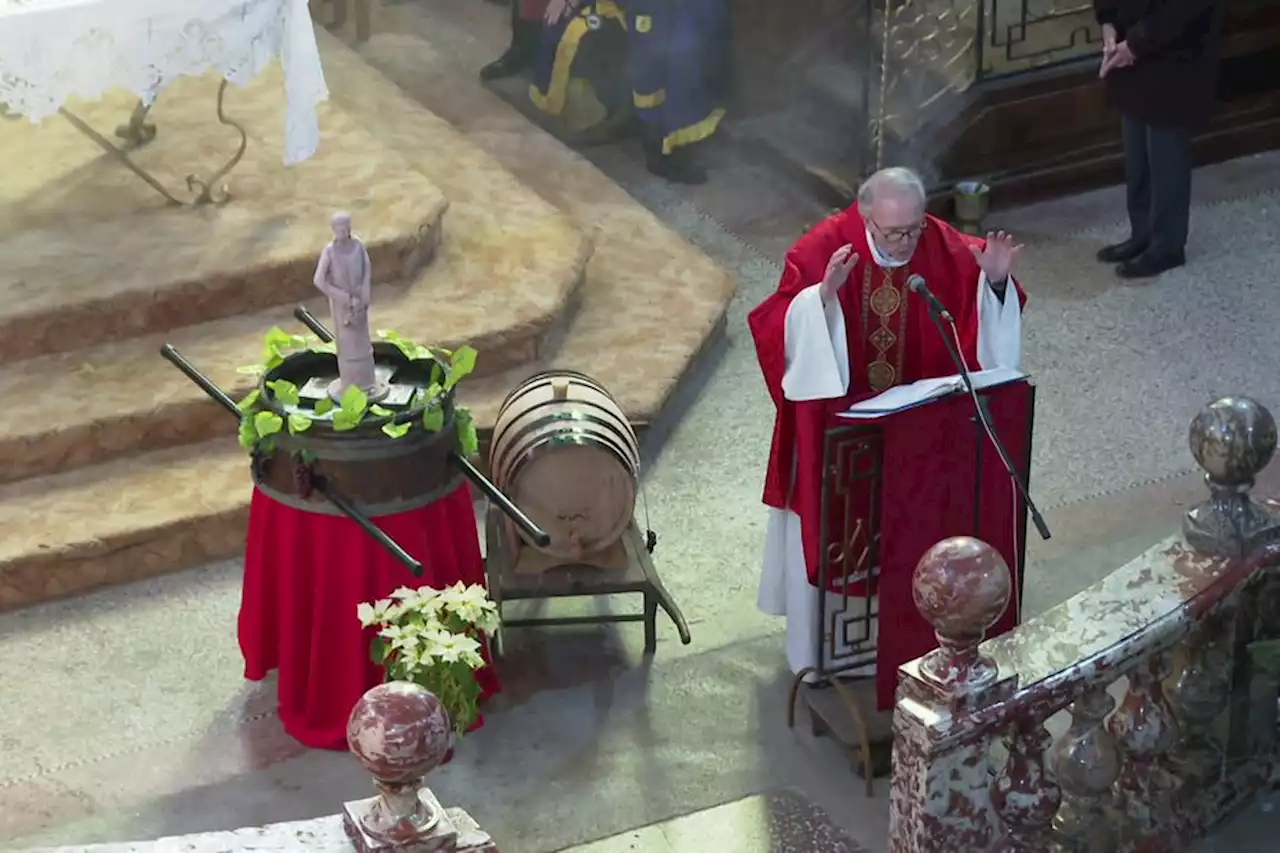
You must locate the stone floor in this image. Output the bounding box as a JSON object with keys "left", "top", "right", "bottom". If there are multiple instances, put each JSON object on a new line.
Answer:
{"left": 4, "top": 3, "right": 1280, "bottom": 850}
{"left": 558, "top": 791, "right": 870, "bottom": 853}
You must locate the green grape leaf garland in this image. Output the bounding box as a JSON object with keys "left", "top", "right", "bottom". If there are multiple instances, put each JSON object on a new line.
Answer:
{"left": 233, "top": 327, "right": 480, "bottom": 459}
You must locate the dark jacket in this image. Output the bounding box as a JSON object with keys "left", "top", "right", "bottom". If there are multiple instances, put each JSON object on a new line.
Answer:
{"left": 1094, "top": 0, "right": 1223, "bottom": 128}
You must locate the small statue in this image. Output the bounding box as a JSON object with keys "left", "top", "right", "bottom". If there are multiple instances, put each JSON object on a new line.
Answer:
{"left": 313, "top": 212, "right": 388, "bottom": 403}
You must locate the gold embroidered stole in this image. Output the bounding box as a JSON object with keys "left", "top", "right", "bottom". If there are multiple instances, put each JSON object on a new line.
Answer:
{"left": 858, "top": 262, "right": 911, "bottom": 392}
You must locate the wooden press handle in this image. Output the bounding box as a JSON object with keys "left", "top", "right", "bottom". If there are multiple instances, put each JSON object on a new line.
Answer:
{"left": 551, "top": 377, "right": 570, "bottom": 400}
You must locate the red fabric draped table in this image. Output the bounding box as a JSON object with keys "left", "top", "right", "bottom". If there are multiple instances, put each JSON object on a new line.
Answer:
{"left": 239, "top": 481, "right": 500, "bottom": 750}
{"left": 816, "top": 378, "right": 1034, "bottom": 710}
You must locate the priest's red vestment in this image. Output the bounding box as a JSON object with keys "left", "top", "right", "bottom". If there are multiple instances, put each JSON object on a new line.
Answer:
{"left": 747, "top": 207, "right": 1028, "bottom": 594}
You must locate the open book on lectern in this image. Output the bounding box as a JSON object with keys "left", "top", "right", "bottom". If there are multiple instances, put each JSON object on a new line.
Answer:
{"left": 838, "top": 366, "right": 1026, "bottom": 420}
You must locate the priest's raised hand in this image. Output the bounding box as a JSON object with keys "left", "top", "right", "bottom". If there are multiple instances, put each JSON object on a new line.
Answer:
{"left": 818, "top": 244, "right": 860, "bottom": 304}
{"left": 969, "top": 230, "right": 1024, "bottom": 286}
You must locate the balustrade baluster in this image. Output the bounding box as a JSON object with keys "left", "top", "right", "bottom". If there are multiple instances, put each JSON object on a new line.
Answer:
{"left": 1108, "top": 653, "right": 1179, "bottom": 851}
{"left": 1169, "top": 616, "right": 1233, "bottom": 836}
{"left": 990, "top": 718, "right": 1059, "bottom": 851}
{"left": 1051, "top": 688, "right": 1120, "bottom": 853}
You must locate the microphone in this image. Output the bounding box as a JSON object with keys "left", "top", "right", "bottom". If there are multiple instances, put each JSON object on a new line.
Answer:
{"left": 906, "top": 274, "right": 952, "bottom": 322}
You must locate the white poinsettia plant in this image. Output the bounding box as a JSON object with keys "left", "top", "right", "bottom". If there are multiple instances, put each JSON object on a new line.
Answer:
{"left": 357, "top": 583, "right": 501, "bottom": 734}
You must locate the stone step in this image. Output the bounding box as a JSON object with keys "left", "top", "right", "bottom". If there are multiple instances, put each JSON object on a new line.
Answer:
{"left": 0, "top": 28, "right": 735, "bottom": 611}
{"left": 0, "top": 439, "right": 248, "bottom": 610}
{"left": 0, "top": 220, "right": 590, "bottom": 486}
{"left": 338, "top": 29, "right": 736, "bottom": 415}
{"left": 0, "top": 68, "right": 448, "bottom": 366}
{"left": 0, "top": 345, "right": 669, "bottom": 610}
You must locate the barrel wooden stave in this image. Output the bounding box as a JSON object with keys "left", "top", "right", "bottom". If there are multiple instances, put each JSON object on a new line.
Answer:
{"left": 491, "top": 371, "right": 639, "bottom": 560}
{"left": 257, "top": 418, "right": 459, "bottom": 516}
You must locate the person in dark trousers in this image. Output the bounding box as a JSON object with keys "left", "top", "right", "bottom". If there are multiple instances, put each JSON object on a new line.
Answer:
{"left": 480, "top": 0, "right": 547, "bottom": 82}
{"left": 1093, "top": 0, "right": 1222, "bottom": 279}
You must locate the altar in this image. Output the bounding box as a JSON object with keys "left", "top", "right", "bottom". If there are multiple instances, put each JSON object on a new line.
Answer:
{"left": 0, "top": 0, "right": 328, "bottom": 205}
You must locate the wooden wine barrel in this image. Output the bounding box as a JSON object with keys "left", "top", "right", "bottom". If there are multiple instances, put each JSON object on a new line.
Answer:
{"left": 490, "top": 370, "right": 640, "bottom": 560}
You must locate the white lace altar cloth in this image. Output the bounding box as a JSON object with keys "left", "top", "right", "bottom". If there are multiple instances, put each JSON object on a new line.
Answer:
{"left": 0, "top": 0, "right": 328, "bottom": 165}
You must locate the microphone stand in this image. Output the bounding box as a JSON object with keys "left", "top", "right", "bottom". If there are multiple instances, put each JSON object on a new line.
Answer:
{"left": 921, "top": 298, "right": 1051, "bottom": 542}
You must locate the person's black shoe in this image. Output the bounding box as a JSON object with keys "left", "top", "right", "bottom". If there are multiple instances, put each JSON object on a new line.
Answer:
{"left": 1096, "top": 238, "right": 1148, "bottom": 263}
{"left": 644, "top": 141, "right": 707, "bottom": 185}
{"left": 479, "top": 45, "right": 532, "bottom": 81}
{"left": 480, "top": 13, "right": 538, "bottom": 82}
{"left": 1116, "top": 249, "right": 1186, "bottom": 279}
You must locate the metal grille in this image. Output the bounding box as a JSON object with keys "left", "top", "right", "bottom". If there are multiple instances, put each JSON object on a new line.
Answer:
{"left": 815, "top": 424, "right": 884, "bottom": 681}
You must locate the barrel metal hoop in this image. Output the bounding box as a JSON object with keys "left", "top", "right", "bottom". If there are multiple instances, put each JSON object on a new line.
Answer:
{"left": 277, "top": 433, "right": 451, "bottom": 462}
{"left": 505, "top": 430, "right": 638, "bottom": 492}
{"left": 498, "top": 370, "right": 619, "bottom": 411}
{"left": 253, "top": 473, "right": 466, "bottom": 518}
{"left": 493, "top": 408, "right": 638, "bottom": 484}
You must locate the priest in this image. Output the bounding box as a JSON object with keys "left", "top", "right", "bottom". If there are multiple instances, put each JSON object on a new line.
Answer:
{"left": 747, "top": 167, "right": 1027, "bottom": 683}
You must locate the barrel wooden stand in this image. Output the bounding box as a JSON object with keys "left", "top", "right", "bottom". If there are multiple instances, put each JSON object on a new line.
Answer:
{"left": 483, "top": 506, "right": 691, "bottom": 656}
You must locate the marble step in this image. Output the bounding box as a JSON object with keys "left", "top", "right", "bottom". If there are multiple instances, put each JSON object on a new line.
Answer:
{"left": 0, "top": 67, "right": 449, "bottom": 366}
{"left": 0, "top": 438, "right": 250, "bottom": 611}
{"left": 0, "top": 29, "right": 736, "bottom": 611}
{"left": 0, "top": 325, "right": 686, "bottom": 611}
{"left": 0, "top": 220, "right": 591, "bottom": 487}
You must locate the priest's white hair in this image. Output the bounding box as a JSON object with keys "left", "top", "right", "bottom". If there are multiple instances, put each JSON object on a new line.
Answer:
{"left": 857, "top": 167, "right": 927, "bottom": 208}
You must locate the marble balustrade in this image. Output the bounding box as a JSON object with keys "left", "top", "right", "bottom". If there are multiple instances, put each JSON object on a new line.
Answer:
{"left": 887, "top": 397, "right": 1280, "bottom": 852}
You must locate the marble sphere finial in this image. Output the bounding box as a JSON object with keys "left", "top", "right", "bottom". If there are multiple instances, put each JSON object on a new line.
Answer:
{"left": 912, "top": 536, "right": 1012, "bottom": 639}
{"left": 347, "top": 681, "right": 453, "bottom": 786}
{"left": 1189, "top": 396, "right": 1277, "bottom": 487}
{"left": 912, "top": 537, "right": 1011, "bottom": 693}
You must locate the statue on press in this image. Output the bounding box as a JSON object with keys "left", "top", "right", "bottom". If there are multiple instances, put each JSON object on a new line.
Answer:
{"left": 314, "top": 212, "right": 389, "bottom": 403}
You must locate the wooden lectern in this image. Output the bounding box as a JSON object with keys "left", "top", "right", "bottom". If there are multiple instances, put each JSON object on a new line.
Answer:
{"left": 790, "top": 374, "right": 1035, "bottom": 790}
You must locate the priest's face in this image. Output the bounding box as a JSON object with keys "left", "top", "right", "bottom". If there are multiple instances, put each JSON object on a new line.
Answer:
{"left": 862, "top": 193, "right": 927, "bottom": 263}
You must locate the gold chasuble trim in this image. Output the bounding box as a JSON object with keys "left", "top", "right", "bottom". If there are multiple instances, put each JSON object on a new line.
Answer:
{"left": 859, "top": 264, "right": 910, "bottom": 392}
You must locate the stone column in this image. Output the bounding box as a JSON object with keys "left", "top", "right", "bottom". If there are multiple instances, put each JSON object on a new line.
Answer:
{"left": 344, "top": 682, "right": 498, "bottom": 853}
{"left": 889, "top": 536, "right": 1017, "bottom": 853}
